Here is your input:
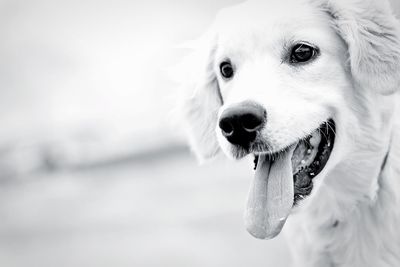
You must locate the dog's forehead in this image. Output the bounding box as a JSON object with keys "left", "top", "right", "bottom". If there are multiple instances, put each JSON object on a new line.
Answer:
{"left": 216, "top": 0, "right": 321, "bottom": 27}
{"left": 214, "top": 0, "right": 331, "bottom": 50}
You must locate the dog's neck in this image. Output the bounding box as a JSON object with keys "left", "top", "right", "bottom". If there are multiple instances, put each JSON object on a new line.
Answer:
{"left": 287, "top": 154, "right": 400, "bottom": 267}
{"left": 286, "top": 96, "right": 400, "bottom": 267}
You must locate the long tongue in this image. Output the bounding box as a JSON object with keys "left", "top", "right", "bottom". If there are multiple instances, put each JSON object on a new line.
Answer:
{"left": 244, "top": 148, "right": 294, "bottom": 239}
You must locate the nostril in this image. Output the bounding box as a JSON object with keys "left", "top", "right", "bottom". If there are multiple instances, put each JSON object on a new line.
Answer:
{"left": 241, "top": 113, "right": 264, "bottom": 132}
{"left": 219, "top": 118, "right": 234, "bottom": 137}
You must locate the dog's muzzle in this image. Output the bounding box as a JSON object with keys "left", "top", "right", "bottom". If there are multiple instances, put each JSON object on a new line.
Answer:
{"left": 218, "top": 101, "right": 266, "bottom": 148}
{"left": 218, "top": 100, "right": 336, "bottom": 240}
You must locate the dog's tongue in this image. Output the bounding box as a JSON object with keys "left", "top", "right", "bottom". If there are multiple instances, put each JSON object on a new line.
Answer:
{"left": 244, "top": 148, "right": 294, "bottom": 239}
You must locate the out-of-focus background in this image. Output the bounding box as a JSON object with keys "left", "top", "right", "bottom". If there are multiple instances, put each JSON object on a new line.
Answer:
{"left": 0, "top": 1, "right": 399, "bottom": 266}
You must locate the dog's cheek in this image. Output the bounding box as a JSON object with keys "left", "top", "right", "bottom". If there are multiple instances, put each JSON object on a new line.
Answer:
{"left": 264, "top": 101, "right": 330, "bottom": 145}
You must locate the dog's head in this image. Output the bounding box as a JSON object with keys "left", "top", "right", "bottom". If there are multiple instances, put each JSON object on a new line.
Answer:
{"left": 179, "top": 0, "right": 400, "bottom": 239}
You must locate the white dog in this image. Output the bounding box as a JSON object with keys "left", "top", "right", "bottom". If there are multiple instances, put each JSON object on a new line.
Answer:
{"left": 178, "top": 0, "right": 400, "bottom": 266}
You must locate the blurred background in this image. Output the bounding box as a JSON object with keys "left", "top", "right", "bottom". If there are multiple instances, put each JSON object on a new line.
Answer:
{"left": 0, "top": 1, "right": 399, "bottom": 266}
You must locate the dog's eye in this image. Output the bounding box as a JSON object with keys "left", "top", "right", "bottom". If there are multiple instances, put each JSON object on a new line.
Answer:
{"left": 220, "top": 61, "right": 234, "bottom": 79}
{"left": 290, "top": 43, "right": 318, "bottom": 63}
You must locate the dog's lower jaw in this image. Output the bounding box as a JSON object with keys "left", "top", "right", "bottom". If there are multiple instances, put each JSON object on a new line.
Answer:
{"left": 284, "top": 152, "right": 400, "bottom": 267}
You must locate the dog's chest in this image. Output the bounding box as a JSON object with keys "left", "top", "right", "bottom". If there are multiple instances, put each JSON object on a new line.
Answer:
{"left": 285, "top": 207, "right": 400, "bottom": 267}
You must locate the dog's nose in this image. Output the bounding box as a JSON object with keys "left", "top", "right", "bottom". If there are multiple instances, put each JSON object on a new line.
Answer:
{"left": 219, "top": 102, "right": 266, "bottom": 146}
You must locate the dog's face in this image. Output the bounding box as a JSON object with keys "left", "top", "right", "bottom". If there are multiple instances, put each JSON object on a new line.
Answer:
{"left": 215, "top": 1, "right": 346, "bottom": 158}
{"left": 179, "top": 0, "right": 400, "bottom": 239}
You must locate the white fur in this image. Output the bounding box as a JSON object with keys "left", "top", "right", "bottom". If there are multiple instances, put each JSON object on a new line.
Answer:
{"left": 178, "top": 0, "right": 400, "bottom": 266}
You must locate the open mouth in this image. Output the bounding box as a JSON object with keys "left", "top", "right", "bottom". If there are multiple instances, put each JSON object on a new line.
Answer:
{"left": 245, "top": 119, "right": 335, "bottom": 239}
{"left": 254, "top": 119, "right": 335, "bottom": 205}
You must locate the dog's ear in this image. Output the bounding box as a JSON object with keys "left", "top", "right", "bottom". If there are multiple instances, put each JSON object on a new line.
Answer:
{"left": 175, "top": 32, "right": 222, "bottom": 162}
{"left": 322, "top": 0, "right": 400, "bottom": 95}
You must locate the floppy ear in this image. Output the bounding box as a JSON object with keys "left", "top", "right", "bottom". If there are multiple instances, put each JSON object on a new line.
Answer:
{"left": 176, "top": 33, "right": 222, "bottom": 162}
{"left": 322, "top": 0, "right": 400, "bottom": 94}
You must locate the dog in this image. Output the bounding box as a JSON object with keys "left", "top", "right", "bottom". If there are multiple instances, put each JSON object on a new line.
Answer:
{"left": 177, "top": 0, "right": 400, "bottom": 266}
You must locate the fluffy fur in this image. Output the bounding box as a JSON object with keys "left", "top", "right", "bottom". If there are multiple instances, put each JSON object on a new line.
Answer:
{"left": 178, "top": 0, "right": 400, "bottom": 266}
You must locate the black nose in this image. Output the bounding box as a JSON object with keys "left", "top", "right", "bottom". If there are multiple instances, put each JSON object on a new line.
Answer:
{"left": 219, "top": 101, "right": 266, "bottom": 147}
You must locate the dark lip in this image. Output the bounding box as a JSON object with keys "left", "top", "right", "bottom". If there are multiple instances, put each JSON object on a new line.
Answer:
{"left": 293, "top": 119, "right": 335, "bottom": 204}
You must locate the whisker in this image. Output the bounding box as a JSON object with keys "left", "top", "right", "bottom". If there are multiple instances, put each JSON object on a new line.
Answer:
{"left": 319, "top": 127, "right": 329, "bottom": 142}
{"left": 326, "top": 121, "right": 337, "bottom": 136}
